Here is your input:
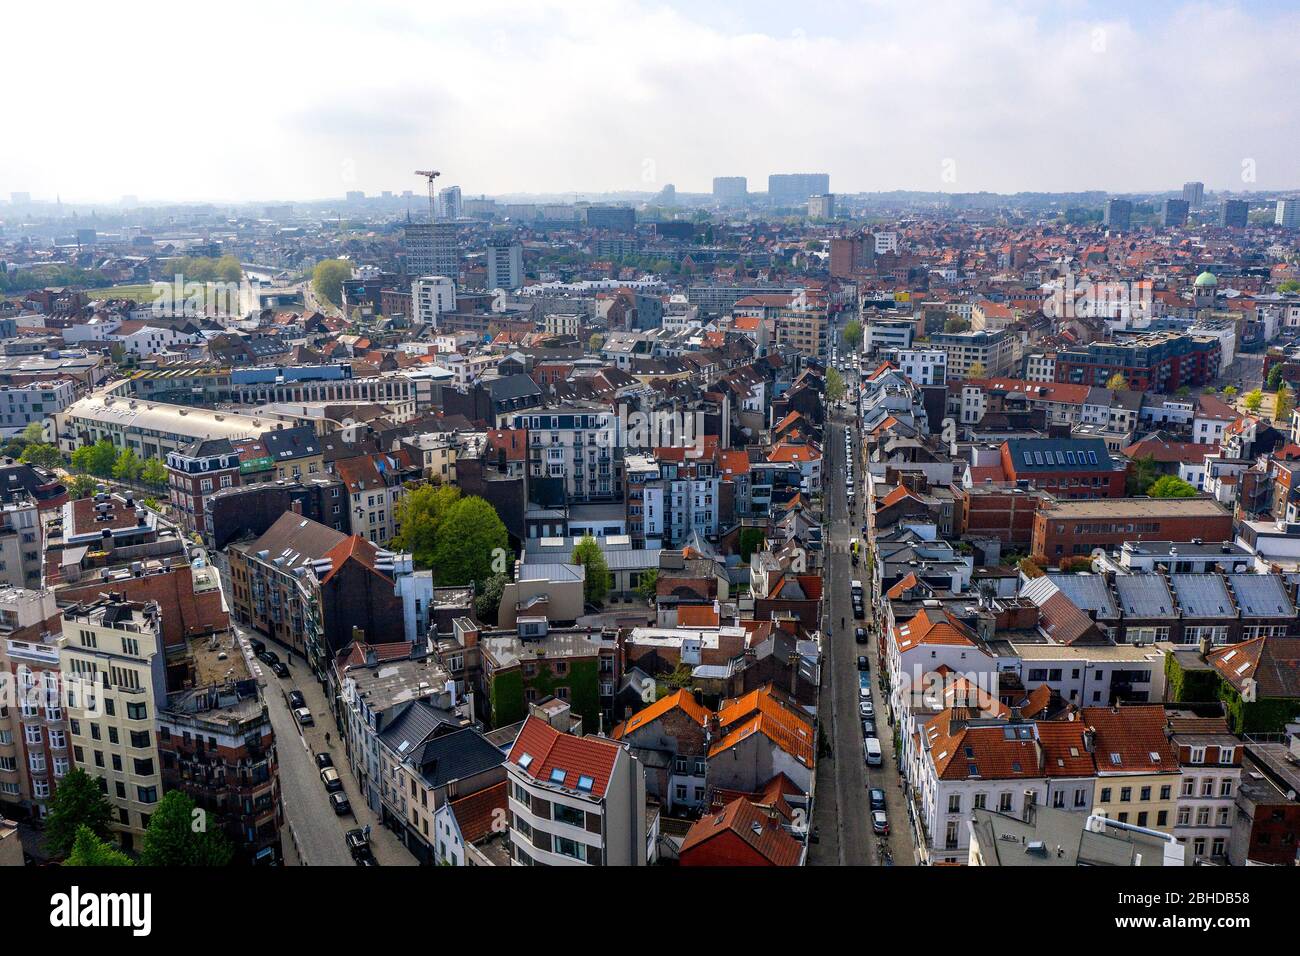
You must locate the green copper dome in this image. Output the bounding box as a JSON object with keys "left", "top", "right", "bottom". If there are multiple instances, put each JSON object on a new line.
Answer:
{"left": 1194, "top": 271, "right": 1218, "bottom": 288}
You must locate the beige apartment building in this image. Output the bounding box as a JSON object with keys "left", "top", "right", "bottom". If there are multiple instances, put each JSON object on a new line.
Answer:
{"left": 0, "top": 588, "right": 65, "bottom": 818}
{"left": 59, "top": 597, "right": 166, "bottom": 851}
{"left": 772, "top": 307, "right": 828, "bottom": 360}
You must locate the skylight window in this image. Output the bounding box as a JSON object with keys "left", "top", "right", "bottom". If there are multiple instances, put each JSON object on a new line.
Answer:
{"left": 518, "top": 753, "right": 533, "bottom": 769}
{"left": 550, "top": 767, "right": 567, "bottom": 784}
{"left": 577, "top": 775, "right": 594, "bottom": 792}
{"left": 1110, "top": 753, "right": 1122, "bottom": 765}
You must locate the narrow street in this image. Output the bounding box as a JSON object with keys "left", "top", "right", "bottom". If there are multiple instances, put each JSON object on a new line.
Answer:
{"left": 809, "top": 338, "right": 917, "bottom": 866}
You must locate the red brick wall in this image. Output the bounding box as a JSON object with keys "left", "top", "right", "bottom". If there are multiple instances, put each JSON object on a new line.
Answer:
{"left": 60, "top": 565, "right": 228, "bottom": 648}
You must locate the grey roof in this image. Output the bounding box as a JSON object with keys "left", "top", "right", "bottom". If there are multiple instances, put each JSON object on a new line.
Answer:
{"left": 1226, "top": 574, "right": 1296, "bottom": 618}
{"left": 1005, "top": 437, "right": 1115, "bottom": 472}
{"left": 488, "top": 373, "right": 543, "bottom": 401}
{"left": 1044, "top": 573, "right": 1119, "bottom": 619}
{"left": 1114, "top": 574, "right": 1175, "bottom": 618}
{"left": 407, "top": 727, "right": 506, "bottom": 789}
{"left": 379, "top": 699, "right": 457, "bottom": 756}
{"left": 1170, "top": 573, "right": 1235, "bottom": 619}
{"left": 262, "top": 424, "right": 321, "bottom": 460}
{"left": 242, "top": 512, "right": 346, "bottom": 570}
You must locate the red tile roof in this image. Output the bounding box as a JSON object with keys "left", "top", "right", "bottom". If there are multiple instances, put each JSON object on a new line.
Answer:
{"left": 611, "top": 687, "right": 711, "bottom": 740}
{"left": 447, "top": 781, "right": 508, "bottom": 845}
{"left": 679, "top": 797, "right": 802, "bottom": 866}
{"left": 507, "top": 715, "right": 622, "bottom": 799}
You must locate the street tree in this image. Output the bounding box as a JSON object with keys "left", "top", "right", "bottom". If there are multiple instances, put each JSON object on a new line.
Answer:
{"left": 571, "top": 535, "right": 611, "bottom": 606}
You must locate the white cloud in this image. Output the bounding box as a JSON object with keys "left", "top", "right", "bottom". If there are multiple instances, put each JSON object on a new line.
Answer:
{"left": 2, "top": 0, "right": 1296, "bottom": 202}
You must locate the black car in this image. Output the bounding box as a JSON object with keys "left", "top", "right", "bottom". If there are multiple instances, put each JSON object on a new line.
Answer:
{"left": 330, "top": 792, "right": 352, "bottom": 815}
{"left": 857, "top": 655, "right": 869, "bottom": 671}
{"left": 271, "top": 661, "right": 290, "bottom": 679}
{"left": 855, "top": 627, "right": 868, "bottom": 644}
{"left": 288, "top": 690, "right": 306, "bottom": 709}
{"left": 315, "top": 752, "right": 334, "bottom": 769}
{"left": 861, "top": 718, "right": 876, "bottom": 736}
{"left": 257, "top": 650, "right": 279, "bottom": 666}
{"left": 869, "top": 788, "right": 886, "bottom": 811}
{"left": 249, "top": 639, "right": 266, "bottom": 656}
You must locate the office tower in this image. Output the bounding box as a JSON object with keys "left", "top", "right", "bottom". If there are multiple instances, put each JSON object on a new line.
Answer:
{"left": 808, "top": 194, "right": 836, "bottom": 220}
{"left": 712, "top": 176, "right": 747, "bottom": 203}
{"left": 437, "top": 185, "right": 463, "bottom": 220}
{"left": 829, "top": 234, "right": 875, "bottom": 278}
{"left": 585, "top": 206, "right": 636, "bottom": 231}
{"left": 768, "top": 173, "right": 831, "bottom": 207}
{"left": 1104, "top": 198, "right": 1133, "bottom": 230}
{"left": 345, "top": 190, "right": 365, "bottom": 202}
{"left": 404, "top": 221, "right": 460, "bottom": 278}
{"left": 60, "top": 597, "right": 166, "bottom": 852}
{"left": 1182, "top": 181, "right": 1205, "bottom": 210}
{"left": 486, "top": 239, "right": 524, "bottom": 292}
{"left": 1220, "top": 199, "right": 1249, "bottom": 228}
{"left": 412, "top": 276, "right": 456, "bottom": 328}
{"left": 1162, "top": 198, "right": 1190, "bottom": 227}
{"left": 1276, "top": 199, "right": 1300, "bottom": 230}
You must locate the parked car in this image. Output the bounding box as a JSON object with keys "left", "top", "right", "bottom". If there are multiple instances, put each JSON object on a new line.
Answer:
{"left": 271, "top": 661, "right": 290, "bottom": 679}
{"left": 249, "top": 639, "right": 266, "bottom": 656}
{"left": 353, "top": 844, "right": 377, "bottom": 866}
{"left": 861, "top": 718, "right": 876, "bottom": 737}
{"left": 330, "top": 792, "right": 352, "bottom": 815}
{"left": 320, "top": 767, "right": 342, "bottom": 792}
{"left": 857, "top": 655, "right": 869, "bottom": 671}
{"left": 315, "top": 752, "right": 333, "bottom": 769}
{"left": 345, "top": 828, "right": 369, "bottom": 857}
{"left": 293, "top": 707, "right": 314, "bottom": 727}
{"left": 859, "top": 700, "right": 873, "bottom": 718}
{"left": 257, "top": 650, "right": 279, "bottom": 667}
{"left": 864, "top": 736, "right": 883, "bottom": 766}
{"left": 855, "top": 627, "right": 868, "bottom": 645}
{"left": 869, "top": 788, "right": 886, "bottom": 811}
{"left": 858, "top": 682, "right": 871, "bottom": 700}
{"left": 288, "top": 690, "right": 305, "bottom": 709}
{"left": 872, "top": 809, "right": 889, "bottom": 835}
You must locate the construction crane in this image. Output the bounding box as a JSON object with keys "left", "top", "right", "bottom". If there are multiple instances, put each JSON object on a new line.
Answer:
{"left": 415, "top": 169, "right": 441, "bottom": 220}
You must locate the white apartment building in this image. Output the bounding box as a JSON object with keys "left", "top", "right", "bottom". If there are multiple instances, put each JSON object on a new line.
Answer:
{"left": 506, "top": 713, "right": 648, "bottom": 866}
{"left": 59, "top": 598, "right": 166, "bottom": 851}
{"left": 413, "top": 275, "right": 457, "bottom": 328}
{"left": 509, "top": 406, "right": 622, "bottom": 503}
{"left": 486, "top": 241, "right": 524, "bottom": 293}
{"left": 0, "top": 587, "right": 65, "bottom": 818}
{"left": 896, "top": 349, "right": 947, "bottom": 387}
{"left": 0, "top": 379, "right": 76, "bottom": 435}
{"left": 1024, "top": 352, "right": 1056, "bottom": 383}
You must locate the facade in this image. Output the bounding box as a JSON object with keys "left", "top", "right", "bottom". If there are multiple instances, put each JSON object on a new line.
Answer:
{"left": 1054, "top": 332, "right": 1220, "bottom": 393}
{"left": 509, "top": 406, "right": 623, "bottom": 504}
{"left": 1082, "top": 705, "right": 1180, "bottom": 836}
{"left": 0, "top": 380, "right": 75, "bottom": 435}
{"left": 1000, "top": 438, "right": 1126, "bottom": 498}
{"left": 486, "top": 240, "right": 524, "bottom": 292}
{"left": 930, "top": 328, "right": 1016, "bottom": 380}
{"left": 1104, "top": 198, "right": 1132, "bottom": 230}
{"left": 0, "top": 588, "right": 65, "bottom": 819}
{"left": 0, "top": 500, "right": 43, "bottom": 590}
{"left": 405, "top": 222, "right": 460, "bottom": 279}
{"left": 506, "top": 713, "right": 649, "bottom": 866}
{"left": 413, "top": 275, "right": 457, "bottom": 328}
{"left": 1031, "top": 498, "right": 1235, "bottom": 563}
{"left": 59, "top": 597, "right": 166, "bottom": 851}
{"left": 896, "top": 349, "right": 947, "bottom": 387}
{"left": 166, "top": 438, "right": 240, "bottom": 536}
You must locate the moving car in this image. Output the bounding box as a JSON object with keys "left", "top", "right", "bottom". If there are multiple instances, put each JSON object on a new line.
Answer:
{"left": 872, "top": 809, "right": 889, "bottom": 835}
{"left": 293, "top": 706, "right": 314, "bottom": 727}
{"left": 321, "top": 767, "right": 342, "bottom": 792}
{"left": 330, "top": 791, "right": 352, "bottom": 815}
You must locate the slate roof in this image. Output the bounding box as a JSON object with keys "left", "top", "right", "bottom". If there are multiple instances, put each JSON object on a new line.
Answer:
{"left": 407, "top": 726, "right": 507, "bottom": 789}
{"left": 1005, "top": 437, "right": 1115, "bottom": 472}
{"left": 1114, "top": 574, "right": 1176, "bottom": 618}
{"left": 1169, "top": 573, "right": 1236, "bottom": 619}
{"left": 1226, "top": 574, "right": 1296, "bottom": 618}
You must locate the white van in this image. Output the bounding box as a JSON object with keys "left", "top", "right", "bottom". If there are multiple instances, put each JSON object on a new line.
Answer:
{"left": 864, "top": 737, "right": 883, "bottom": 767}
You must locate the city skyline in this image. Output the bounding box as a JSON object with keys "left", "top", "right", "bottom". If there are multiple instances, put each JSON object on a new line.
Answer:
{"left": 4, "top": 0, "right": 1299, "bottom": 203}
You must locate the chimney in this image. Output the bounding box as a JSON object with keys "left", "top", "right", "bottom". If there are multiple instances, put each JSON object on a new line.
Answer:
{"left": 1022, "top": 790, "right": 1037, "bottom": 824}
{"left": 290, "top": 498, "right": 303, "bottom": 516}
{"left": 1082, "top": 727, "right": 1096, "bottom": 753}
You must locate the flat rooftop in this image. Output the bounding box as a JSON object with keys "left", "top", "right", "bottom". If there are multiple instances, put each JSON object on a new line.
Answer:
{"left": 1040, "top": 498, "right": 1230, "bottom": 518}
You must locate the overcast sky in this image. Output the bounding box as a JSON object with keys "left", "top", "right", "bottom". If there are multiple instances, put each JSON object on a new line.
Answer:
{"left": 4, "top": 0, "right": 1298, "bottom": 204}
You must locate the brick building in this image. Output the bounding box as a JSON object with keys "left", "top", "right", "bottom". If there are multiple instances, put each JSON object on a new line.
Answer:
{"left": 1001, "top": 438, "right": 1126, "bottom": 499}
{"left": 1031, "top": 498, "right": 1234, "bottom": 564}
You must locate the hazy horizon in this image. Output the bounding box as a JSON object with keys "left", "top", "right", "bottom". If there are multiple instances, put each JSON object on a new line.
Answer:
{"left": 5, "top": 0, "right": 1299, "bottom": 204}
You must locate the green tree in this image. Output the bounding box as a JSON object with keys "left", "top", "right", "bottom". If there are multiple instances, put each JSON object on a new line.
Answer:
{"left": 430, "top": 496, "right": 510, "bottom": 587}
{"left": 1244, "top": 388, "right": 1263, "bottom": 413}
{"left": 1126, "top": 454, "right": 1162, "bottom": 496}
{"left": 636, "top": 568, "right": 659, "bottom": 601}
{"left": 1222, "top": 385, "right": 1238, "bottom": 398}
{"left": 738, "top": 527, "right": 766, "bottom": 563}
{"left": 842, "top": 319, "right": 863, "bottom": 350}
{"left": 1267, "top": 363, "right": 1285, "bottom": 391}
{"left": 139, "top": 791, "right": 234, "bottom": 866}
{"left": 71, "top": 438, "right": 118, "bottom": 478}
{"left": 943, "top": 318, "right": 969, "bottom": 333}
{"left": 112, "top": 448, "right": 144, "bottom": 482}
{"left": 1148, "top": 475, "right": 1198, "bottom": 498}
{"left": 19, "top": 442, "right": 62, "bottom": 469}
{"left": 474, "top": 572, "right": 508, "bottom": 624}
{"left": 68, "top": 474, "right": 99, "bottom": 499}
{"left": 392, "top": 483, "right": 462, "bottom": 568}
{"left": 1106, "top": 373, "right": 1129, "bottom": 391}
{"left": 65, "top": 825, "right": 134, "bottom": 867}
{"left": 826, "top": 367, "right": 845, "bottom": 403}
{"left": 20, "top": 420, "right": 45, "bottom": 444}
{"left": 45, "top": 768, "right": 114, "bottom": 859}
{"left": 571, "top": 535, "right": 611, "bottom": 606}
{"left": 141, "top": 457, "right": 169, "bottom": 488}
{"left": 589, "top": 333, "right": 605, "bottom": 352}
{"left": 312, "top": 259, "right": 352, "bottom": 306}
{"left": 1174, "top": 385, "right": 1192, "bottom": 398}
{"left": 1275, "top": 384, "right": 1293, "bottom": 424}
{"left": 967, "top": 361, "right": 987, "bottom": 380}
{"left": 1278, "top": 279, "right": 1300, "bottom": 294}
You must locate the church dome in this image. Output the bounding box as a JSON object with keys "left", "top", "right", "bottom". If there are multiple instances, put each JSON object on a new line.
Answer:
{"left": 1194, "top": 271, "right": 1218, "bottom": 288}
